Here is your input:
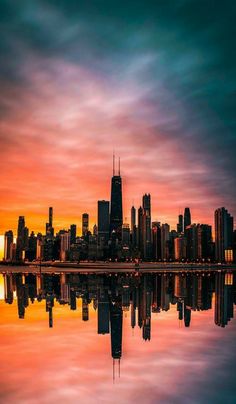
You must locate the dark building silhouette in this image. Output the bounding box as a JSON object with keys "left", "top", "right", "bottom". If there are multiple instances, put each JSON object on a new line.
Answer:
{"left": 215, "top": 207, "right": 234, "bottom": 262}
{"left": 177, "top": 214, "right": 183, "bottom": 234}
{"left": 215, "top": 272, "right": 234, "bottom": 327}
{"left": 110, "top": 156, "right": 123, "bottom": 239}
{"left": 185, "top": 224, "right": 198, "bottom": 261}
{"left": 184, "top": 208, "right": 191, "bottom": 233}
{"left": 138, "top": 206, "right": 143, "bottom": 256}
{"left": 2, "top": 271, "right": 235, "bottom": 337}
{"left": 4, "top": 274, "right": 14, "bottom": 304}
{"left": 152, "top": 222, "right": 161, "bottom": 261}
{"left": 198, "top": 224, "right": 212, "bottom": 260}
{"left": 98, "top": 289, "right": 110, "bottom": 334}
{"left": 142, "top": 194, "right": 152, "bottom": 259}
{"left": 70, "top": 224, "right": 77, "bottom": 245}
{"left": 26, "top": 231, "right": 37, "bottom": 261}
{"left": 4, "top": 230, "right": 13, "bottom": 261}
{"left": 110, "top": 297, "right": 123, "bottom": 359}
{"left": 98, "top": 200, "right": 110, "bottom": 241}
{"left": 130, "top": 206, "right": 137, "bottom": 247}
{"left": 46, "top": 207, "right": 54, "bottom": 236}
{"left": 16, "top": 216, "right": 26, "bottom": 261}
{"left": 82, "top": 213, "right": 89, "bottom": 236}
{"left": 70, "top": 288, "right": 77, "bottom": 310}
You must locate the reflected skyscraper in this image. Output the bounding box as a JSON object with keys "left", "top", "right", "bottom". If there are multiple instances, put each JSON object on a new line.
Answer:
{"left": 98, "top": 289, "right": 110, "bottom": 334}
{"left": 110, "top": 297, "right": 123, "bottom": 359}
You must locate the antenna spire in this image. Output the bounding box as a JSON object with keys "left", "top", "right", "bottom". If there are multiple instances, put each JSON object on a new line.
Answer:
{"left": 113, "top": 153, "right": 115, "bottom": 176}
{"left": 118, "top": 156, "right": 120, "bottom": 176}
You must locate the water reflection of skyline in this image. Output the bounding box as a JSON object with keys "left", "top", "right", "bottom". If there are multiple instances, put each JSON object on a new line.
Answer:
{"left": 2, "top": 271, "right": 235, "bottom": 360}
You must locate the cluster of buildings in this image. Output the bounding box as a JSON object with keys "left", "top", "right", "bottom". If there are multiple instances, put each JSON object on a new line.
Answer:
{"left": 3, "top": 272, "right": 236, "bottom": 348}
{"left": 3, "top": 158, "right": 236, "bottom": 263}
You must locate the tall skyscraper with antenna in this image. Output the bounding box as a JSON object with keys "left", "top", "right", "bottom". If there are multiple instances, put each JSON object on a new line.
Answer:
{"left": 184, "top": 207, "right": 191, "bottom": 233}
{"left": 110, "top": 155, "right": 123, "bottom": 239}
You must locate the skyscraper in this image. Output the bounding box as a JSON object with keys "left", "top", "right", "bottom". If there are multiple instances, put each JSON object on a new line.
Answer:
{"left": 142, "top": 194, "right": 151, "bottom": 216}
{"left": 174, "top": 236, "right": 187, "bottom": 261}
{"left": 130, "top": 206, "right": 137, "bottom": 247}
{"left": 4, "top": 230, "right": 13, "bottom": 261}
{"left": 197, "top": 224, "right": 212, "bottom": 260}
{"left": 110, "top": 156, "right": 123, "bottom": 239}
{"left": 161, "top": 223, "right": 170, "bottom": 261}
{"left": 215, "top": 207, "right": 234, "bottom": 262}
{"left": 138, "top": 206, "right": 143, "bottom": 255}
{"left": 184, "top": 208, "right": 191, "bottom": 232}
{"left": 82, "top": 213, "right": 89, "bottom": 236}
{"left": 70, "top": 224, "right": 77, "bottom": 245}
{"left": 185, "top": 224, "right": 198, "bottom": 261}
{"left": 46, "top": 207, "right": 54, "bottom": 236}
{"left": 98, "top": 200, "right": 110, "bottom": 241}
{"left": 142, "top": 193, "right": 151, "bottom": 259}
{"left": 131, "top": 206, "right": 136, "bottom": 233}
{"left": 152, "top": 222, "right": 161, "bottom": 260}
{"left": 16, "top": 216, "right": 26, "bottom": 261}
{"left": 60, "top": 232, "right": 70, "bottom": 261}
{"left": 177, "top": 214, "right": 183, "bottom": 234}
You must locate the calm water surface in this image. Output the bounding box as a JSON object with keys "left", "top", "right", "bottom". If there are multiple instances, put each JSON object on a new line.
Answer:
{"left": 0, "top": 270, "right": 236, "bottom": 404}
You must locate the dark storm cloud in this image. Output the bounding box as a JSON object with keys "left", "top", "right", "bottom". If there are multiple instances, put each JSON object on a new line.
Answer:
{"left": 0, "top": 0, "right": 236, "bottom": 217}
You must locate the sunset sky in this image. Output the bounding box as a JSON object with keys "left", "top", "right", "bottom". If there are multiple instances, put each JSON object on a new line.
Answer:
{"left": 0, "top": 0, "right": 236, "bottom": 241}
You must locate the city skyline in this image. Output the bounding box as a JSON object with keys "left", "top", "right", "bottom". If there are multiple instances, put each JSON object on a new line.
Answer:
{"left": 1, "top": 163, "right": 235, "bottom": 263}
{"left": 0, "top": 154, "right": 236, "bottom": 237}
{"left": 1, "top": 2, "right": 236, "bottom": 247}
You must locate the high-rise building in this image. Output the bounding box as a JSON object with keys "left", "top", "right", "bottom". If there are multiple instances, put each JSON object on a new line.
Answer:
{"left": 130, "top": 206, "right": 137, "bottom": 247}
{"left": 16, "top": 216, "right": 26, "bottom": 261}
{"left": 161, "top": 223, "right": 170, "bottom": 261}
{"left": 131, "top": 206, "right": 136, "bottom": 233}
{"left": 110, "top": 298, "right": 123, "bottom": 359}
{"left": 138, "top": 206, "right": 143, "bottom": 255}
{"left": 70, "top": 224, "right": 77, "bottom": 245}
{"left": 49, "top": 206, "right": 53, "bottom": 227}
{"left": 82, "top": 213, "right": 89, "bottom": 236}
{"left": 142, "top": 194, "right": 151, "bottom": 259}
{"left": 98, "top": 200, "right": 110, "bottom": 241}
{"left": 93, "top": 224, "right": 98, "bottom": 236}
{"left": 122, "top": 223, "right": 130, "bottom": 246}
{"left": 4, "top": 230, "right": 13, "bottom": 261}
{"left": 98, "top": 289, "right": 110, "bottom": 334}
{"left": 26, "top": 231, "right": 37, "bottom": 261}
{"left": 215, "top": 207, "right": 234, "bottom": 262}
{"left": 46, "top": 207, "right": 54, "bottom": 236}
{"left": 174, "top": 236, "right": 187, "bottom": 261}
{"left": 177, "top": 214, "right": 183, "bottom": 234}
{"left": 185, "top": 224, "right": 198, "bottom": 261}
{"left": 110, "top": 156, "right": 123, "bottom": 239}
{"left": 152, "top": 222, "right": 161, "bottom": 260}
{"left": 197, "top": 224, "right": 212, "bottom": 260}
{"left": 215, "top": 272, "right": 234, "bottom": 327}
{"left": 60, "top": 232, "right": 70, "bottom": 261}
{"left": 184, "top": 208, "right": 191, "bottom": 233}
